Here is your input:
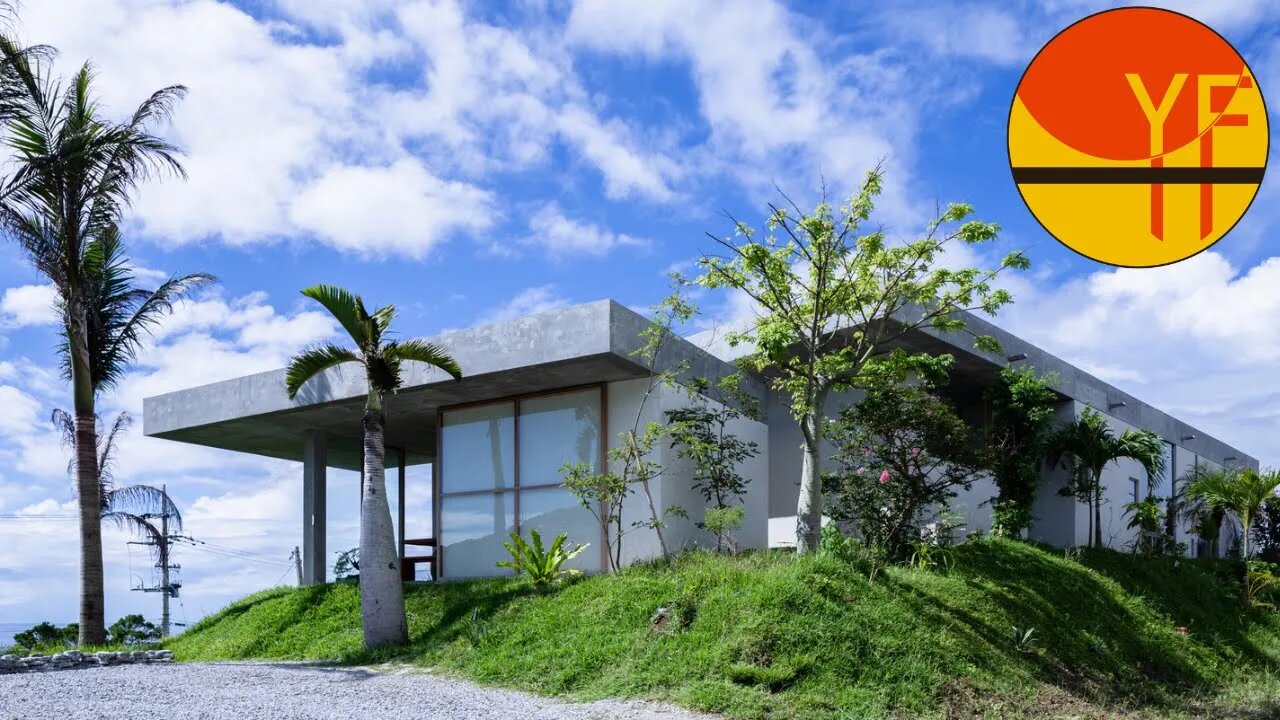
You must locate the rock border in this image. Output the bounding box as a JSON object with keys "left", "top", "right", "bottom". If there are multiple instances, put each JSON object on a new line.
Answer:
{"left": 0, "top": 649, "right": 173, "bottom": 673}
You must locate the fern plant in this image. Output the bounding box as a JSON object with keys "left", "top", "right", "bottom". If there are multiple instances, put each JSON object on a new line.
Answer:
{"left": 497, "top": 530, "right": 588, "bottom": 587}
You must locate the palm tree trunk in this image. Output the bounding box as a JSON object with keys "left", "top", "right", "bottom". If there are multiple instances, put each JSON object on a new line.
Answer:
{"left": 359, "top": 405, "right": 408, "bottom": 648}
{"left": 1093, "top": 475, "right": 1103, "bottom": 548}
{"left": 72, "top": 354, "right": 105, "bottom": 646}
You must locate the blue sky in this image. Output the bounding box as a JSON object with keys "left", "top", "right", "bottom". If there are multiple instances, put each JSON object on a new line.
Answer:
{"left": 0, "top": 0, "right": 1278, "bottom": 628}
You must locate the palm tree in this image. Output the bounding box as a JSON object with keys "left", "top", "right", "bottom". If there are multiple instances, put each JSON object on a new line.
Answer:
{"left": 0, "top": 36, "right": 206, "bottom": 644}
{"left": 285, "top": 285, "right": 462, "bottom": 648}
{"left": 53, "top": 409, "right": 181, "bottom": 561}
{"left": 1181, "top": 464, "right": 1280, "bottom": 560}
{"left": 1046, "top": 407, "right": 1166, "bottom": 548}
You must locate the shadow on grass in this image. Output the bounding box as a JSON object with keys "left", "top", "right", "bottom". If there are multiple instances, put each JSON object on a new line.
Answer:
{"left": 882, "top": 540, "right": 1278, "bottom": 713}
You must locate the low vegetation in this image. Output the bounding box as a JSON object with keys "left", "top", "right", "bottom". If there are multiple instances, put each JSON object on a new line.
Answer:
{"left": 170, "top": 539, "right": 1280, "bottom": 719}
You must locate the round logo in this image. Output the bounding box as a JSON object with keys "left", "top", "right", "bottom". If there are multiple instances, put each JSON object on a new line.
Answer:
{"left": 1008, "top": 7, "right": 1268, "bottom": 268}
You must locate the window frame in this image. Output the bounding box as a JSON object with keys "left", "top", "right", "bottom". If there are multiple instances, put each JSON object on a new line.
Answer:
{"left": 434, "top": 382, "right": 608, "bottom": 578}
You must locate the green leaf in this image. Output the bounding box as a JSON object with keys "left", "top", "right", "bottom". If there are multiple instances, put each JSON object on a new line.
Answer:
{"left": 284, "top": 344, "right": 362, "bottom": 399}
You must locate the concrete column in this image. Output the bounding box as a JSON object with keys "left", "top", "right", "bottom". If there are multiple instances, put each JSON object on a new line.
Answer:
{"left": 302, "top": 431, "right": 327, "bottom": 585}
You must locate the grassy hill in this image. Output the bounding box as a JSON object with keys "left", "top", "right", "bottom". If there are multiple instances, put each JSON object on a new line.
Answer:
{"left": 170, "top": 539, "right": 1280, "bottom": 719}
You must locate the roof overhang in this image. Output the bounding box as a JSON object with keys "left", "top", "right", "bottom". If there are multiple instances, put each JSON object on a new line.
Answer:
{"left": 143, "top": 300, "right": 757, "bottom": 471}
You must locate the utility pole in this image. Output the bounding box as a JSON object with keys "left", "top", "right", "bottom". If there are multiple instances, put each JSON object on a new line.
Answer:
{"left": 160, "top": 486, "right": 171, "bottom": 638}
{"left": 292, "top": 546, "right": 302, "bottom": 587}
{"left": 130, "top": 484, "right": 186, "bottom": 639}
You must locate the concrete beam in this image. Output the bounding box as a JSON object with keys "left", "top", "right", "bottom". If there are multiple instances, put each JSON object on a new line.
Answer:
{"left": 302, "top": 431, "right": 327, "bottom": 585}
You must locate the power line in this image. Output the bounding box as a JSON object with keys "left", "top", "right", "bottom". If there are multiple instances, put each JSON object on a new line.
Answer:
{"left": 178, "top": 543, "right": 292, "bottom": 568}
{"left": 177, "top": 538, "right": 293, "bottom": 565}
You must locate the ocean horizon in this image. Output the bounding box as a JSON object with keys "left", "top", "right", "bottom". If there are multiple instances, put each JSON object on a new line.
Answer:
{"left": 0, "top": 621, "right": 53, "bottom": 649}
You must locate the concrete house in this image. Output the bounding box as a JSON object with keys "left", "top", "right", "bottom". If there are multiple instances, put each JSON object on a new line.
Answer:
{"left": 142, "top": 300, "right": 1257, "bottom": 584}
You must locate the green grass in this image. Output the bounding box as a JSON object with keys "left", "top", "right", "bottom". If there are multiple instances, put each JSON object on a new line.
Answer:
{"left": 169, "top": 539, "right": 1280, "bottom": 719}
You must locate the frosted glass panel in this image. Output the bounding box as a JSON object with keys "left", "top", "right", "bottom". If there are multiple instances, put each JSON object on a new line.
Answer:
{"left": 518, "top": 389, "right": 601, "bottom": 488}
{"left": 441, "top": 493, "right": 514, "bottom": 578}
{"left": 518, "top": 487, "right": 601, "bottom": 572}
{"left": 442, "top": 403, "right": 514, "bottom": 493}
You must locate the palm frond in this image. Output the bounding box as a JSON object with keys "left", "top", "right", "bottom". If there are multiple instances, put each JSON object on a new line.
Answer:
{"left": 285, "top": 343, "right": 363, "bottom": 399}
{"left": 97, "top": 411, "right": 132, "bottom": 494}
{"left": 387, "top": 339, "right": 463, "bottom": 380}
{"left": 50, "top": 407, "right": 75, "bottom": 447}
{"left": 301, "top": 284, "right": 370, "bottom": 347}
{"left": 104, "top": 484, "right": 182, "bottom": 534}
{"left": 101, "top": 511, "right": 168, "bottom": 561}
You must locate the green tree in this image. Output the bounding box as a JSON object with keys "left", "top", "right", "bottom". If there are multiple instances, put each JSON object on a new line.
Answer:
{"left": 666, "top": 398, "right": 759, "bottom": 553}
{"left": 52, "top": 409, "right": 182, "bottom": 579}
{"left": 823, "top": 356, "right": 986, "bottom": 560}
{"left": 107, "top": 614, "right": 159, "bottom": 646}
{"left": 562, "top": 283, "right": 698, "bottom": 569}
{"left": 285, "top": 284, "right": 462, "bottom": 649}
{"left": 697, "top": 168, "right": 1025, "bottom": 553}
{"left": 983, "top": 366, "right": 1058, "bottom": 537}
{"left": 1181, "top": 465, "right": 1280, "bottom": 560}
{"left": 1124, "top": 496, "right": 1165, "bottom": 554}
{"left": 0, "top": 30, "right": 210, "bottom": 642}
{"left": 12, "top": 621, "right": 76, "bottom": 649}
{"left": 1046, "top": 407, "right": 1166, "bottom": 548}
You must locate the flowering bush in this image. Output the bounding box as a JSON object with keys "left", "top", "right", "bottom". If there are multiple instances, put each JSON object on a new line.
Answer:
{"left": 823, "top": 372, "right": 986, "bottom": 560}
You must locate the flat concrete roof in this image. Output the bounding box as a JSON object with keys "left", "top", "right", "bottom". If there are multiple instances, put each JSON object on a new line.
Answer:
{"left": 144, "top": 298, "right": 1258, "bottom": 472}
{"left": 142, "top": 300, "right": 756, "bottom": 471}
{"left": 693, "top": 306, "right": 1258, "bottom": 469}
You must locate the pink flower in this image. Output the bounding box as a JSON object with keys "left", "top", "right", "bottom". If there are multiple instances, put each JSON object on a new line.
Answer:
{"left": 856, "top": 466, "right": 866, "bottom": 475}
{"left": 879, "top": 470, "right": 891, "bottom": 484}
{"left": 910, "top": 447, "right": 921, "bottom": 459}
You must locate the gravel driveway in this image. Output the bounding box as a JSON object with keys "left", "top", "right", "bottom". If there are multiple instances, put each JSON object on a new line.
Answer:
{"left": 0, "top": 662, "right": 713, "bottom": 720}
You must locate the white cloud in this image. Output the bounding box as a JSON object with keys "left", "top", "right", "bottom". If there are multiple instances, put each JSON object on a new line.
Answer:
{"left": 999, "top": 251, "right": 1280, "bottom": 467}
{"left": 556, "top": 106, "right": 677, "bottom": 201}
{"left": 879, "top": 4, "right": 1031, "bottom": 65}
{"left": 1, "top": 284, "right": 58, "bottom": 327}
{"left": 477, "top": 285, "right": 570, "bottom": 325}
{"left": 523, "top": 204, "right": 647, "bottom": 259}
{"left": 19, "top": 0, "right": 672, "bottom": 258}
{"left": 287, "top": 160, "right": 495, "bottom": 259}
{"left": 0, "top": 385, "right": 43, "bottom": 437}
{"left": 565, "top": 0, "right": 918, "bottom": 225}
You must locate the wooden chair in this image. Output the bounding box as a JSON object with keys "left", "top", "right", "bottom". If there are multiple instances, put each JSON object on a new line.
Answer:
{"left": 401, "top": 538, "right": 437, "bottom": 581}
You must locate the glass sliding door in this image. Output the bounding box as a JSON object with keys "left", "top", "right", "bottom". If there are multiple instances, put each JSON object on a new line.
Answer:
{"left": 438, "top": 386, "right": 603, "bottom": 578}
{"left": 439, "top": 402, "right": 516, "bottom": 577}
{"left": 518, "top": 390, "right": 602, "bottom": 572}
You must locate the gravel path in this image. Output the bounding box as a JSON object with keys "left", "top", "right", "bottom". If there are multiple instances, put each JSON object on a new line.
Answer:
{"left": 0, "top": 662, "right": 714, "bottom": 720}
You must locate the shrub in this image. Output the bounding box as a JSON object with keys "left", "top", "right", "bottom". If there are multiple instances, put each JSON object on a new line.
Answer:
{"left": 496, "top": 530, "right": 587, "bottom": 588}
{"left": 819, "top": 523, "right": 887, "bottom": 579}
{"left": 12, "top": 621, "right": 77, "bottom": 650}
{"left": 824, "top": 369, "right": 985, "bottom": 561}
{"left": 108, "top": 614, "right": 160, "bottom": 646}
{"left": 703, "top": 506, "right": 745, "bottom": 554}
{"left": 333, "top": 547, "right": 359, "bottom": 581}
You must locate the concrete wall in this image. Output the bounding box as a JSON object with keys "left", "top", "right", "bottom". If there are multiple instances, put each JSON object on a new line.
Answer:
{"left": 608, "top": 378, "right": 770, "bottom": 566}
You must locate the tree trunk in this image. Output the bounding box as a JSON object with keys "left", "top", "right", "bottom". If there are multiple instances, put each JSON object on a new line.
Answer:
{"left": 639, "top": 474, "right": 670, "bottom": 561}
{"left": 795, "top": 405, "right": 824, "bottom": 554}
{"left": 359, "top": 408, "right": 408, "bottom": 648}
{"left": 72, "top": 340, "right": 105, "bottom": 646}
{"left": 1093, "top": 477, "right": 1103, "bottom": 548}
